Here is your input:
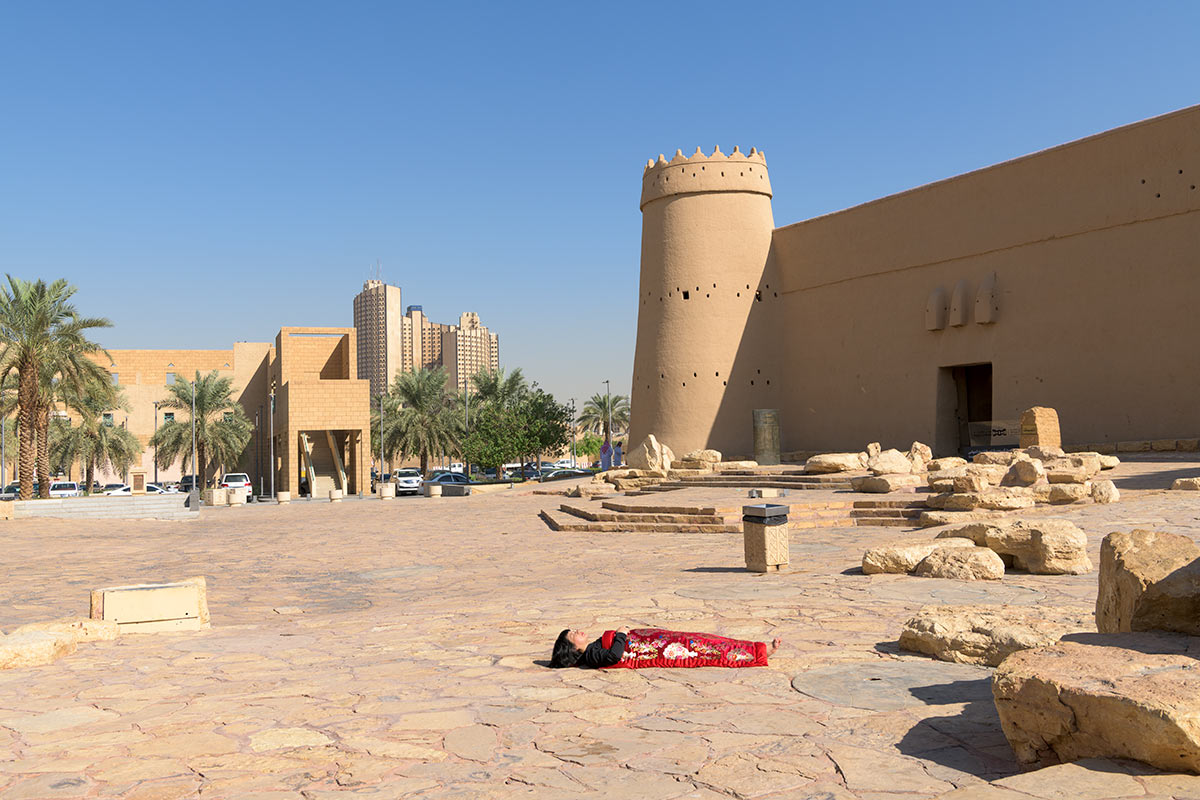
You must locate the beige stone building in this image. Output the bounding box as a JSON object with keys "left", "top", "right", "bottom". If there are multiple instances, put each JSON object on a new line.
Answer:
{"left": 444, "top": 312, "right": 500, "bottom": 393}
{"left": 90, "top": 327, "right": 369, "bottom": 496}
{"left": 353, "top": 280, "right": 402, "bottom": 397}
{"left": 630, "top": 106, "right": 1200, "bottom": 459}
{"left": 399, "top": 305, "right": 448, "bottom": 375}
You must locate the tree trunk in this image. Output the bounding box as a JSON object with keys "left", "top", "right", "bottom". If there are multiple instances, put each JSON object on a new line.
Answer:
{"left": 36, "top": 404, "right": 50, "bottom": 498}
{"left": 420, "top": 450, "right": 428, "bottom": 477}
{"left": 86, "top": 460, "right": 95, "bottom": 495}
{"left": 197, "top": 442, "right": 207, "bottom": 490}
{"left": 17, "top": 367, "right": 35, "bottom": 500}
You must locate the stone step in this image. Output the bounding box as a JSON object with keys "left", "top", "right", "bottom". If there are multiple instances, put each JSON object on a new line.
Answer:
{"left": 538, "top": 509, "right": 740, "bottom": 534}
{"left": 601, "top": 500, "right": 721, "bottom": 516}
{"left": 654, "top": 480, "right": 855, "bottom": 491}
{"left": 851, "top": 499, "right": 929, "bottom": 509}
{"left": 853, "top": 518, "right": 919, "bottom": 528}
{"left": 558, "top": 504, "right": 725, "bottom": 525}
{"left": 849, "top": 509, "right": 924, "bottom": 519}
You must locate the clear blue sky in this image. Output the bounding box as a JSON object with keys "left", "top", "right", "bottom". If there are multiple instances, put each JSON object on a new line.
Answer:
{"left": 3, "top": 2, "right": 1198, "bottom": 406}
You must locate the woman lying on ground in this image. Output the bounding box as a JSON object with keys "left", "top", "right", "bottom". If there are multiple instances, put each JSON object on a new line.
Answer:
{"left": 550, "top": 627, "right": 782, "bottom": 669}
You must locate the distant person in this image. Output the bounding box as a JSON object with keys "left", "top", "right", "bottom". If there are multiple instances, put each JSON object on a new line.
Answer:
{"left": 600, "top": 441, "right": 612, "bottom": 471}
{"left": 550, "top": 628, "right": 781, "bottom": 669}
{"left": 613, "top": 441, "right": 623, "bottom": 467}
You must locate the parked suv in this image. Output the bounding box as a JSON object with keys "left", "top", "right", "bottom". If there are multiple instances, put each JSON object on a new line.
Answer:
{"left": 392, "top": 469, "right": 422, "bottom": 495}
{"left": 48, "top": 481, "right": 81, "bottom": 498}
{"left": 220, "top": 473, "right": 253, "bottom": 500}
{"left": 178, "top": 475, "right": 202, "bottom": 493}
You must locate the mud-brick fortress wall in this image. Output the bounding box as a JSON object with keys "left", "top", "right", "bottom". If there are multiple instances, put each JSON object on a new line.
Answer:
{"left": 630, "top": 105, "right": 1200, "bottom": 458}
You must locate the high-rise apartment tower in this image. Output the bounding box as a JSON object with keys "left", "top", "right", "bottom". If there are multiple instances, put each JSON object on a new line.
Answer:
{"left": 444, "top": 312, "right": 500, "bottom": 393}
{"left": 352, "top": 280, "right": 402, "bottom": 396}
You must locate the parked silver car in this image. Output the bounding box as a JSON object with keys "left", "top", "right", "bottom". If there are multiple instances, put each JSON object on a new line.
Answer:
{"left": 49, "top": 481, "right": 81, "bottom": 498}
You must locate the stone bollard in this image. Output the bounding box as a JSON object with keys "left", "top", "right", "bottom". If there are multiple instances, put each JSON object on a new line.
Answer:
{"left": 276, "top": 491, "right": 291, "bottom": 505}
{"left": 379, "top": 483, "right": 396, "bottom": 500}
{"left": 423, "top": 483, "right": 442, "bottom": 498}
{"left": 752, "top": 409, "right": 781, "bottom": 466}
{"left": 742, "top": 503, "right": 790, "bottom": 572}
{"left": 202, "top": 488, "right": 227, "bottom": 506}
{"left": 227, "top": 487, "right": 246, "bottom": 506}
{"left": 329, "top": 489, "right": 343, "bottom": 503}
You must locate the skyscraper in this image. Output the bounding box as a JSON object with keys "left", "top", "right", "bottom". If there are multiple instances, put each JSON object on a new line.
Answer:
{"left": 443, "top": 311, "right": 500, "bottom": 393}
{"left": 352, "top": 280, "right": 402, "bottom": 397}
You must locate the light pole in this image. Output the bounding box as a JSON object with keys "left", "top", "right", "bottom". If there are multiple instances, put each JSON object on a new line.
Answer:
{"left": 570, "top": 398, "right": 577, "bottom": 468}
{"left": 190, "top": 379, "right": 197, "bottom": 492}
{"left": 379, "top": 393, "right": 384, "bottom": 490}
{"left": 603, "top": 380, "right": 612, "bottom": 446}
{"left": 268, "top": 385, "right": 275, "bottom": 499}
{"left": 152, "top": 401, "right": 160, "bottom": 486}
{"left": 1, "top": 415, "right": 7, "bottom": 489}
{"left": 463, "top": 377, "right": 470, "bottom": 477}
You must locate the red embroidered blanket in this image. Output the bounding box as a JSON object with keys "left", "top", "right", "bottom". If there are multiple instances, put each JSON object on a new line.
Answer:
{"left": 600, "top": 628, "right": 768, "bottom": 669}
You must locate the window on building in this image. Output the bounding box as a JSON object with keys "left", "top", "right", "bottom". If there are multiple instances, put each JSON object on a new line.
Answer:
{"left": 165, "top": 372, "right": 175, "bottom": 385}
{"left": 102, "top": 413, "right": 114, "bottom": 426}
{"left": 111, "top": 373, "right": 119, "bottom": 386}
{"left": 163, "top": 412, "right": 175, "bottom": 423}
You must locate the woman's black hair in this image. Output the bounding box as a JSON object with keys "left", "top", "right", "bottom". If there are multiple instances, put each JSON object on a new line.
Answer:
{"left": 550, "top": 629, "right": 582, "bottom": 668}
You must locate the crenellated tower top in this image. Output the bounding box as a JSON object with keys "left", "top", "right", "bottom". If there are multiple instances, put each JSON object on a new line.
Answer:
{"left": 640, "top": 145, "right": 772, "bottom": 209}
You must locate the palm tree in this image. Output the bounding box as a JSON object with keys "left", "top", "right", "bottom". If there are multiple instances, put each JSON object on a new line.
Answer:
{"left": 149, "top": 370, "right": 252, "bottom": 486}
{"left": 383, "top": 367, "right": 460, "bottom": 476}
{"left": 0, "top": 277, "right": 112, "bottom": 499}
{"left": 578, "top": 392, "right": 631, "bottom": 444}
{"left": 51, "top": 381, "right": 141, "bottom": 491}
{"left": 470, "top": 366, "right": 527, "bottom": 410}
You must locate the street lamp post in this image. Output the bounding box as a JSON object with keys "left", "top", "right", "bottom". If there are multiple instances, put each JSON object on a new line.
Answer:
{"left": 603, "top": 380, "right": 612, "bottom": 446}
{"left": 570, "top": 398, "right": 577, "bottom": 468}
{"left": 463, "top": 377, "right": 470, "bottom": 477}
{"left": 190, "top": 379, "right": 197, "bottom": 492}
{"left": 268, "top": 386, "right": 275, "bottom": 499}
{"left": 379, "top": 393, "right": 384, "bottom": 491}
{"left": 152, "top": 401, "right": 160, "bottom": 485}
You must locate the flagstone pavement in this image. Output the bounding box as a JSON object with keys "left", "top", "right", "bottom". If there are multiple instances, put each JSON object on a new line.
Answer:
{"left": 1, "top": 463, "right": 1199, "bottom": 799}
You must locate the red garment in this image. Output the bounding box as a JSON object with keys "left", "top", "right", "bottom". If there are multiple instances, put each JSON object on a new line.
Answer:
{"left": 600, "top": 628, "right": 768, "bottom": 669}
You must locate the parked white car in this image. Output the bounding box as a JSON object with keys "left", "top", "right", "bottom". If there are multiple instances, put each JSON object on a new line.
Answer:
{"left": 105, "top": 484, "right": 131, "bottom": 496}
{"left": 145, "top": 483, "right": 170, "bottom": 494}
{"left": 392, "top": 469, "right": 422, "bottom": 495}
{"left": 220, "top": 473, "right": 253, "bottom": 500}
{"left": 49, "top": 481, "right": 81, "bottom": 498}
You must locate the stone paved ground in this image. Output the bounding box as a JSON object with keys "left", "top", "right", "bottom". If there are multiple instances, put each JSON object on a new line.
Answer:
{"left": 0, "top": 458, "right": 1199, "bottom": 799}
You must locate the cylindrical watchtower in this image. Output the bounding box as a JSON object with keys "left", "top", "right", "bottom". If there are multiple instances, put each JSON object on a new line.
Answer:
{"left": 628, "top": 145, "right": 779, "bottom": 459}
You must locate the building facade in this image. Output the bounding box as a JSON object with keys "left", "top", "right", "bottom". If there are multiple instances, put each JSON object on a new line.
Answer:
{"left": 630, "top": 106, "right": 1200, "bottom": 459}
{"left": 399, "top": 305, "right": 448, "bottom": 374}
{"left": 91, "top": 327, "right": 370, "bottom": 496}
{"left": 353, "top": 280, "right": 403, "bottom": 397}
{"left": 443, "top": 312, "right": 500, "bottom": 392}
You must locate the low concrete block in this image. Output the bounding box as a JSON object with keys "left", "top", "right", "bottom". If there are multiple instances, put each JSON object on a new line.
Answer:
{"left": 90, "top": 575, "right": 210, "bottom": 633}
{"left": 378, "top": 483, "right": 396, "bottom": 499}
{"left": 276, "top": 491, "right": 291, "bottom": 504}
{"left": 329, "top": 489, "right": 343, "bottom": 503}
{"left": 424, "top": 483, "right": 442, "bottom": 498}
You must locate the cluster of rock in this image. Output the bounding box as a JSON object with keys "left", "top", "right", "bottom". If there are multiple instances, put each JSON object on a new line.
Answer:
{"left": 863, "top": 518, "right": 1092, "bottom": 581}
{"left": 894, "top": 527, "right": 1200, "bottom": 775}
{"left": 924, "top": 446, "right": 1119, "bottom": 513}
{"left": 806, "top": 441, "right": 932, "bottom": 492}
{"left": 570, "top": 435, "right": 758, "bottom": 496}
{"left": 0, "top": 617, "right": 118, "bottom": 670}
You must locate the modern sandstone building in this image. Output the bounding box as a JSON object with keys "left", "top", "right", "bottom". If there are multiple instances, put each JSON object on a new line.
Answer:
{"left": 95, "top": 327, "right": 370, "bottom": 495}
{"left": 353, "top": 279, "right": 403, "bottom": 397}
{"left": 629, "top": 105, "right": 1200, "bottom": 459}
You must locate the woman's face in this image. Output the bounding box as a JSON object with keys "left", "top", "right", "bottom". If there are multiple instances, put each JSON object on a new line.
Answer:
{"left": 567, "top": 629, "right": 589, "bottom": 649}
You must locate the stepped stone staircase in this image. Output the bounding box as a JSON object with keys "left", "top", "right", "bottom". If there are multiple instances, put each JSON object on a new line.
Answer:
{"left": 634, "top": 468, "right": 858, "bottom": 493}
{"left": 539, "top": 496, "right": 927, "bottom": 533}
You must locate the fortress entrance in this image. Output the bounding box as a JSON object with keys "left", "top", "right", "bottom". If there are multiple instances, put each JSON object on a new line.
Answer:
{"left": 937, "top": 363, "right": 993, "bottom": 456}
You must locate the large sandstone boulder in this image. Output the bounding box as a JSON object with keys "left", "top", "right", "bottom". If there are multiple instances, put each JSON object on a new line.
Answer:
{"left": 1045, "top": 466, "right": 1088, "bottom": 484}
{"left": 804, "top": 452, "right": 866, "bottom": 474}
{"left": 682, "top": 449, "right": 722, "bottom": 463}
{"left": 627, "top": 435, "right": 674, "bottom": 472}
{"left": 1046, "top": 483, "right": 1089, "bottom": 504}
{"left": 1000, "top": 457, "right": 1044, "bottom": 487}
{"left": 861, "top": 537, "right": 976, "bottom": 575}
{"left": 927, "top": 457, "right": 967, "bottom": 472}
{"left": 985, "top": 520, "right": 1092, "bottom": 574}
{"left": 1171, "top": 477, "right": 1200, "bottom": 491}
{"left": 993, "top": 634, "right": 1200, "bottom": 772}
{"left": 951, "top": 475, "right": 989, "bottom": 493}
{"left": 978, "top": 488, "right": 1035, "bottom": 511}
{"left": 868, "top": 448, "right": 913, "bottom": 476}
{"left": 912, "top": 547, "right": 1005, "bottom": 581}
{"left": 965, "top": 463, "right": 1008, "bottom": 484}
{"left": 1099, "top": 454, "right": 1120, "bottom": 470}
{"left": 1090, "top": 479, "right": 1119, "bottom": 504}
{"left": 899, "top": 605, "right": 1094, "bottom": 667}
{"left": 907, "top": 442, "right": 933, "bottom": 471}
{"left": 1096, "top": 529, "right": 1200, "bottom": 635}
{"left": 919, "top": 509, "right": 1005, "bottom": 528}
{"left": 973, "top": 451, "right": 1014, "bottom": 466}
{"left": 0, "top": 631, "right": 77, "bottom": 670}
{"left": 934, "top": 522, "right": 995, "bottom": 546}
{"left": 850, "top": 474, "right": 924, "bottom": 493}
{"left": 1018, "top": 406, "right": 1061, "bottom": 449}
{"left": 1022, "top": 444, "right": 1065, "bottom": 461}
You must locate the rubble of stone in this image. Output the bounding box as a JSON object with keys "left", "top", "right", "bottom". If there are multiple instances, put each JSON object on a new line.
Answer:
{"left": 861, "top": 537, "right": 976, "bottom": 575}
{"left": 1096, "top": 529, "right": 1200, "bottom": 635}
{"left": 1170, "top": 476, "right": 1200, "bottom": 490}
{"left": 627, "top": 434, "right": 676, "bottom": 472}
{"left": 993, "top": 633, "right": 1200, "bottom": 773}
{"left": 911, "top": 546, "right": 1005, "bottom": 580}
{"left": 935, "top": 519, "right": 1092, "bottom": 574}
{"left": 898, "top": 604, "right": 1094, "bottom": 667}
{"left": 0, "top": 616, "right": 120, "bottom": 670}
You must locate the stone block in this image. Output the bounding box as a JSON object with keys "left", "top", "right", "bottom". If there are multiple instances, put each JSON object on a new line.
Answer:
{"left": 1096, "top": 529, "right": 1200, "bottom": 635}
{"left": 868, "top": 449, "right": 914, "bottom": 476}
{"left": 378, "top": 483, "right": 396, "bottom": 499}
{"left": 993, "top": 634, "right": 1200, "bottom": 772}
{"left": 0, "top": 631, "right": 76, "bottom": 670}
{"left": 713, "top": 460, "right": 758, "bottom": 471}
{"left": 1177, "top": 438, "right": 1199, "bottom": 452}
{"left": 899, "top": 605, "right": 1094, "bottom": 667}
{"left": 908, "top": 441, "right": 933, "bottom": 471}
{"left": 628, "top": 434, "right": 675, "bottom": 472}
{"left": 1093, "top": 442, "right": 1117, "bottom": 454}
{"left": 423, "top": 483, "right": 442, "bottom": 498}
{"left": 1047, "top": 483, "right": 1089, "bottom": 504}
{"left": 748, "top": 488, "right": 781, "bottom": 498}
{"left": 805, "top": 452, "right": 866, "bottom": 474}
{"left": 919, "top": 510, "right": 1005, "bottom": 528}
{"left": 952, "top": 475, "right": 989, "bottom": 493}
{"left": 1045, "top": 467, "right": 1087, "bottom": 484}
{"left": 743, "top": 521, "right": 789, "bottom": 572}
{"left": 227, "top": 487, "right": 247, "bottom": 506}
{"left": 861, "top": 537, "right": 975, "bottom": 575}
{"left": 977, "top": 488, "right": 1035, "bottom": 511}
{"left": 965, "top": 464, "right": 1008, "bottom": 484}
{"left": 1098, "top": 455, "right": 1120, "bottom": 469}
{"left": 90, "top": 576, "right": 210, "bottom": 633}
{"left": 927, "top": 478, "right": 955, "bottom": 493}
{"left": 1090, "top": 479, "right": 1119, "bottom": 504}
{"left": 12, "top": 617, "right": 119, "bottom": 644}
{"left": 1117, "top": 440, "right": 1152, "bottom": 452}
{"left": 1000, "top": 457, "right": 1044, "bottom": 487}
{"left": 943, "top": 493, "right": 982, "bottom": 511}
{"left": 1021, "top": 445, "right": 1065, "bottom": 461}
{"left": 973, "top": 451, "right": 1014, "bottom": 466}
{"left": 682, "top": 448, "right": 722, "bottom": 463}
{"left": 442, "top": 484, "right": 470, "bottom": 497}
{"left": 927, "top": 457, "right": 967, "bottom": 471}
{"left": 984, "top": 520, "right": 1091, "bottom": 574}
{"left": 1151, "top": 438, "right": 1178, "bottom": 451}
{"left": 1019, "top": 406, "right": 1061, "bottom": 449}
{"left": 202, "top": 488, "right": 227, "bottom": 506}
{"left": 912, "top": 547, "right": 1005, "bottom": 581}
{"left": 1170, "top": 477, "right": 1200, "bottom": 491}
{"left": 851, "top": 474, "right": 924, "bottom": 493}
{"left": 276, "top": 491, "right": 291, "bottom": 504}
{"left": 329, "top": 489, "right": 343, "bottom": 503}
